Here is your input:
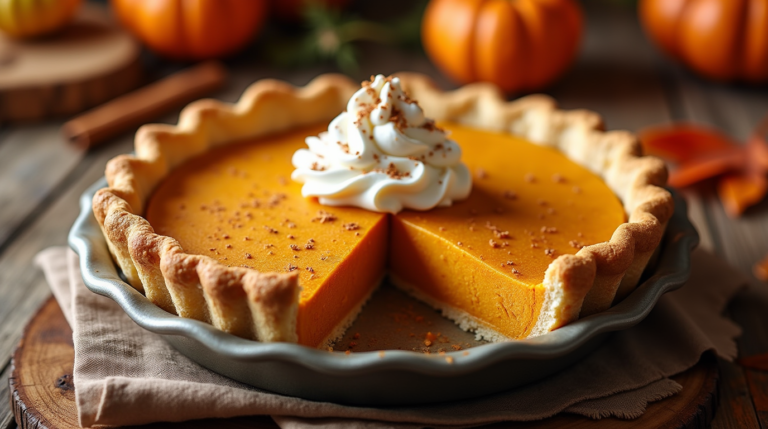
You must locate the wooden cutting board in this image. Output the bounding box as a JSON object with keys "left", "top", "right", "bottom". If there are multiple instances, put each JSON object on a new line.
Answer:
{"left": 8, "top": 297, "right": 719, "bottom": 429}
{"left": 0, "top": 4, "right": 142, "bottom": 122}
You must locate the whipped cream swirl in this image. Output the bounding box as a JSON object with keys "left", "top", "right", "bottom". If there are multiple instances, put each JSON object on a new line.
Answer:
{"left": 291, "top": 75, "right": 472, "bottom": 213}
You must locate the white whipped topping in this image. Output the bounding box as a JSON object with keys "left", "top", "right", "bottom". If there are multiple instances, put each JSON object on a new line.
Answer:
{"left": 291, "top": 75, "right": 472, "bottom": 213}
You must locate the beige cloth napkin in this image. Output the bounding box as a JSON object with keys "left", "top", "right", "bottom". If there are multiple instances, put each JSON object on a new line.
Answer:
{"left": 35, "top": 247, "right": 742, "bottom": 428}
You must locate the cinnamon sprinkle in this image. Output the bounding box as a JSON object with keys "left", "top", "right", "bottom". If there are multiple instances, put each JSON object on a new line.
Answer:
{"left": 310, "top": 162, "right": 326, "bottom": 171}
{"left": 312, "top": 210, "right": 337, "bottom": 223}
{"left": 343, "top": 222, "right": 360, "bottom": 231}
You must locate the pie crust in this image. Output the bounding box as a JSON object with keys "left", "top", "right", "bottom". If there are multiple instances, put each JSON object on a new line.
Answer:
{"left": 92, "top": 73, "right": 673, "bottom": 344}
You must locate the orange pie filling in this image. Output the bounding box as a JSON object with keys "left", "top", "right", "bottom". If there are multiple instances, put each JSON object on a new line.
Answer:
{"left": 146, "top": 123, "right": 625, "bottom": 346}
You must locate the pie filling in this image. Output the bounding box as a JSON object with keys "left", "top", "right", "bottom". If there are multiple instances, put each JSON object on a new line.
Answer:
{"left": 146, "top": 123, "right": 626, "bottom": 346}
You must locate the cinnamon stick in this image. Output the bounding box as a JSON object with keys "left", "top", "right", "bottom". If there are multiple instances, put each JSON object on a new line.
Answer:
{"left": 62, "top": 61, "right": 227, "bottom": 149}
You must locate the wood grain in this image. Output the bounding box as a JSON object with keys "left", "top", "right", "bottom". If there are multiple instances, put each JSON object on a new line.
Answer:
{"left": 0, "top": 135, "right": 132, "bottom": 368}
{"left": 0, "top": 362, "right": 13, "bottom": 429}
{"left": 744, "top": 370, "right": 768, "bottom": 429}
{"left": 0, "top": 123, "right": 83, "bottom": 251}
{"left": 728, "top": 285, "right": 768, "bottom": 429}
{"left": 0, "top": 5, "right": 142, "bottom": 122}
{"left": 712, "top": 359, "right": 761, "bottom": 429}
{"left": 10, "top": 297, "right": 719, "bottom": 429}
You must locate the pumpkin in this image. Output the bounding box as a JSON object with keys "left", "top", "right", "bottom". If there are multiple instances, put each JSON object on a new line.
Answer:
{"left": 421, "top": 0, "right": 583, "bottom": 94}
{"left": 639, "top": 0, "right": 768, "bottom": 83}
{"left": 0, "top": 0, "right": 82, "bottom": 38}
{"left": 110, "top": 0, "right": 267, "bottom": 60}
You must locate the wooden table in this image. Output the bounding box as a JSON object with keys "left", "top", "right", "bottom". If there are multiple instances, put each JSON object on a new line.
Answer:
{"left": 1, "top": 2, "right": 768, "bottom": 428}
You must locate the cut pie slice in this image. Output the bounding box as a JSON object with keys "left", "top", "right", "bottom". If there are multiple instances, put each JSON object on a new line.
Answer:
{"left": 92, "top": 73, "right": 673, "bottom": 347}
{"left": 389, "top": 122, "right": 627, "bottom": 340}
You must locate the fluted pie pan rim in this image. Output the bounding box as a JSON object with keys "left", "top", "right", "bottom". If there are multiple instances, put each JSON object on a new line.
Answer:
{"left": 70, "top": 178, "right": 697, "bottom": 378}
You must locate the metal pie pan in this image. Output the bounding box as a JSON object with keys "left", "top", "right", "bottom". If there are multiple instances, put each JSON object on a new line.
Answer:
{"left": 69, "top": 178, "right": 698, "bottom": 406}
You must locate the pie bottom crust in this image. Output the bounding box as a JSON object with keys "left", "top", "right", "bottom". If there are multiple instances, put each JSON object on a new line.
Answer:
{"left": 92, "top": 73, "right": 674, "bottom": 345}
{"left": 389, "top": 274, "right": 509, "bottom": 344}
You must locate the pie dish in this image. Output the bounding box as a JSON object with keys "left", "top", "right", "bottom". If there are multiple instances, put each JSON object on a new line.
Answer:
{"left": 92, "top": 73, "right": 674, "bottom": 348}
{"left": 70, "top": 186, "right": 696, "bottom": 405}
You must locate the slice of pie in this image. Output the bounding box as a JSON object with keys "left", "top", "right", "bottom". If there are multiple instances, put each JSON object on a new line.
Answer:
{"left": 93, "top": 73, "right": 673, "bottom": 348}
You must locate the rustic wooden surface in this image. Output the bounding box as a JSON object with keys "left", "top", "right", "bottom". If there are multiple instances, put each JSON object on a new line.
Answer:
{"left": 1, "top": 1, "right": 768, "bottom": 428}
{"left": 10, "top": 297, "right": 720, "bottom": 429}
{"left": 0, "top": 4, "right": 142, "bottom": 122}
{"left": 9, "top": 297, "right": 279, "bottom": 429}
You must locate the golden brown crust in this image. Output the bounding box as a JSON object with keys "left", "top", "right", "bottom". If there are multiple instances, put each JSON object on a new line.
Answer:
{"left": 94, "top": 72, "right": 673, "bottom": 343}
{"left": 396, "top": 72, "right": 673, "bottom": 333}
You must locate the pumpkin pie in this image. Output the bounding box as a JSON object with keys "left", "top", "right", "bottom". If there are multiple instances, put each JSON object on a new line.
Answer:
{"left": 93, "top": 73, "right": 673, "bottom": 348}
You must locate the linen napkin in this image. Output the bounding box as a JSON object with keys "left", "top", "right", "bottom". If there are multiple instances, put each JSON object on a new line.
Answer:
{"left": 35, "top": 247, "right": 743, "bottom": 428}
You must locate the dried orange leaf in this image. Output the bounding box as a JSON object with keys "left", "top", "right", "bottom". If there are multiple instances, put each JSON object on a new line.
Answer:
{"left": 738, "top": 353, "right": 768, "bottom": 371}
{"left": 668, "top": 149, "right": 743, "bottom": 188}
{"left": 754, "top": 254, "right": 768, "bottom": 281}
{"left": 717, "top": 173, "right": 768, "bottom": 218}
{"left": 639, "top": 124, "right": 737, "bottom": 164}
{"left": 643, "top": 116, "right": 768, "bottom": 216}
{"left": 747, "top": 135, "right": 768, "bottom": 171}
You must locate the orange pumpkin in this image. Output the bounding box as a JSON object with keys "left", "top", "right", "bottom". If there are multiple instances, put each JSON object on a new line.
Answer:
{"left": 0, "top": 0, "right": 82, "bottom": 38}
{"left": 639, "top": 0, "right": 768, "bottom": 83}
{"left": 111, "top": 0, "right": 267, "bottom": 60}
{"left": 421, "top": 0, "right": 583, "bottom": 94}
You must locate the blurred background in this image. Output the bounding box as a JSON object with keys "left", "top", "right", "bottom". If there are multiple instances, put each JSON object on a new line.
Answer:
{"left": 1, "top": 0, "right": 767, "bottom": 274}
